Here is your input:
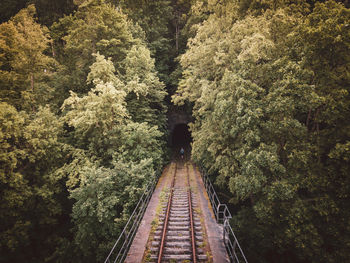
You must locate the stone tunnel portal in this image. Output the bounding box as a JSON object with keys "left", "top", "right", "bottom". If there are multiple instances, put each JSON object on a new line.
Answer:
{"left": 171, "top": 123, "right": 192, "bottom": 159}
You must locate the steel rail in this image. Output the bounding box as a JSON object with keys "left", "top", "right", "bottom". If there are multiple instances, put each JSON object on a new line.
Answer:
{"left": 194, "top": 164, "right": 248, "bottom": 263}
{"left": 187, "top": 164, "right": 197, "bottom": 263}
{"left": 157, "top": 163, "right": 177, "bottom": 263}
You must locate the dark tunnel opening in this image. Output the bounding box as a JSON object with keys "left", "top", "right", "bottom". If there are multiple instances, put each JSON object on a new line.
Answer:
{"left": 171, "top": 123, "right": 192, "bottom": 159}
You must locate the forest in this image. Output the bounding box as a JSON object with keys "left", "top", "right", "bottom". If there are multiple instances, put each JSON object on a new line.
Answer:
{"left": 0, "top": 0, "right": 349, "bottom": 262}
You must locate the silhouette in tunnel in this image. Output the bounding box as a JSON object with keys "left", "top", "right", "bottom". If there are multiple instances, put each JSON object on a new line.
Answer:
{"left": 171, "top": 123, "right": 192, "bottom": 160}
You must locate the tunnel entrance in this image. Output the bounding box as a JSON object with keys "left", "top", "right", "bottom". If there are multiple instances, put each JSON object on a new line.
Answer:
{"left": 171, "top": 123, "right": 192, "bottom": 160}
{"left": 172, "top": 123, "right": 191, "bottom": 147}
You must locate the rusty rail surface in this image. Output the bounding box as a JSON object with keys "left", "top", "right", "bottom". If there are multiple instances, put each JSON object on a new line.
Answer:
{"left": 148, "top": 162, "right": 208, "bottom": 262}
{"left": 157, "top": 163, "right": 176, "bottom": 263}
{"left": 157, "top": 162, "right": 198, "bottom": 262}
{"left": 187, "top": 165, "right": 197, "bottom": 263}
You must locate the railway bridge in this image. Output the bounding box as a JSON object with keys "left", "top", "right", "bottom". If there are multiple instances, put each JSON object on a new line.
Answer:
{"left": 104, "top": 160, "right": 247, "bottom": 263}
{"left": 104, "top": 113, "right": 247, "bottom": 263}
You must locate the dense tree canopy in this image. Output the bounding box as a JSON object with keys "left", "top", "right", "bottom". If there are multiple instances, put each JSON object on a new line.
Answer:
{"left": 0, "top": 5, "right": 56, "bottom": 110}
{"left": 174, "top": 0, "right": 350, "bottom": 262}
{"left": 1, "top": 1, "right": 167, "bottom": 262}
{"left": 0, "top": 0, "right": 349, "bottom": 262}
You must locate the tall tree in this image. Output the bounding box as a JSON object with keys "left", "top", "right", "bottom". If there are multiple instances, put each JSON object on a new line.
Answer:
{"left": 60, "top": 54, "right": 164, "bottom": 261}
{"left": 123, "top": 45, "right": 167, "bottom": 134}
{"left": 0, "top": 102, "right": 69, "bottom": 262}
{"left": 0, "top": 4, "right": 56, "bottom": 111}
{"left": 50, "top": 0, "right": 133, "bottom": 100}
{"left": 0, "top": 0, "right": 76, "bottom": 26}
{"left": 117, "top": 0, "right": 175, "bottom": 87}
{"left": 173, "top": 1, "right": 350, "bottom": 262}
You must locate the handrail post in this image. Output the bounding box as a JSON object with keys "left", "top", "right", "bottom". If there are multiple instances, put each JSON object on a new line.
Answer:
{"left": 223, "top": 219, "right": 226, "bottom": 243}
{"left": 104, "top": 171, "right": 162, "bottom": 263}
{"left": 196, "top": 164, "right": 248, "bottom": 263}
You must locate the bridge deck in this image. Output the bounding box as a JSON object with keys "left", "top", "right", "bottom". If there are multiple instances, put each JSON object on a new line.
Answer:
{"left": 125, "top": 161, "right": 229, "bottom": 262}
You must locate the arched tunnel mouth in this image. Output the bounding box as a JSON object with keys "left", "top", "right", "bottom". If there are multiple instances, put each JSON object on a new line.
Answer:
{"left": 171, "top": 123, "right": 192, "bottom": 159}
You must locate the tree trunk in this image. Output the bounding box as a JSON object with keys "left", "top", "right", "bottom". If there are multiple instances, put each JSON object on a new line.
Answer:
{"left": 31, "top": 73, "right": 35, "bottom": 112}
{"left": 175, "top": 10, "right": 179, "bottom": 53}
{"left": 51, "top": 41, "right": 55, "bottom": 57}
{"left": 306, "top": 108, "right": 311, "bottom": 130}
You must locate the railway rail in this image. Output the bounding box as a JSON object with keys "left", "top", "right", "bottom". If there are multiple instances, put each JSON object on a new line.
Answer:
{"left": 105, "top": 160, "right": 247, "bottom": 263}
{"left": 148, "top": 162, "right": 208, "bottom": 262}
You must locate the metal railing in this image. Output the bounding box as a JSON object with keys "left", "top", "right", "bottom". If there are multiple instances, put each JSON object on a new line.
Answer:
{"left": 224, "top": 220, "right": 248, "bottom": 263}
{"left": 198, "top": 165, "right": 248, "bottom": 263}
{"left": 105, "top": 163, "right": 247, "bottom": 263}
{"left": 104, "top": 175, "right": 159, "bottom": 263}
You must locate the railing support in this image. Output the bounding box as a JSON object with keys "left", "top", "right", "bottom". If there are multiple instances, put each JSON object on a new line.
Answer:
{"left": 194, "top": 164, "right": 248, "bottom": 263}
{"left": 104, "top": 169, "right": 162, "bottom": 263}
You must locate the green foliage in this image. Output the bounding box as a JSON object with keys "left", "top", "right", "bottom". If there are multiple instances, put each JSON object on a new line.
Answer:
{"left": 3, "top": 0, "right": 349, "bottom": 262}
{"left": 0, "top": 102, "right": 69, "bottom": 262}
{"left": 61, "top": 51, "right": 166, "bottom": 163}
{"left": 69, "top": 158, "right": 155, "bottom": 261}
{"left": 1, "top": 2, "right": 168, "bottom": 262}
{"left": 51, "top": 0, "right": 134, "bottom": 98}
{"left": 58, "top": 53, "right": 166, "bottom": 261}
{"left": 174, "top": 1, "right": 350, "bottom": 262}
{"left": 119, "top": 0, "right": 174, "bottom": 85}
{"left": 0, "top": 4, "right": 56, "bottom": 111}
{"left": 123, "top": 45, "right": 167, "bottom": 132}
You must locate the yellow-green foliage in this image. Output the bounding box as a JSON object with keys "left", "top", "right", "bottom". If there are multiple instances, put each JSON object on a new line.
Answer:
{"left": 1, "top": 1, "right": 168, "bottom": 262}
{"left": 0, "top": 102, "right": 67, "bottom": 258}
{"left": 0, "top": 4, "right": 56, "bottom": 111}
{"left": 174, "top": 1, "right": 350, "bottom": 262}
{"left": 1, "top": 0, "right": 349, "bottom": 262}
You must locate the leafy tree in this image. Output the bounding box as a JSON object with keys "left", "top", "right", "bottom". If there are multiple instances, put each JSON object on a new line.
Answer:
{"left": 0, "top": 4, "right": 56, "bottom": 111}
{"left": 118, "top": 0, "right": 174, "bottom": 86}
{"left": 123, "top": 45, "right": 167, "bottom": 133}
{"left": 0, "top": 1, "right": 168, "bottom": 262}
{"left": 0, "top": 0, "right": 76, "bottom": 26}
{"left": 0, "top": 103, "right": 69, "bottom": 262}
{"left": 59, "top": 54, "right": 165, "bottom": 261}
{"left": 174, "top": 1, "right": 350, "bottom": 262}
{"left": 296, "top": 2, "right": 350, "bottom": 261}
{"left": 50, "top": 0, "right": 134, "bottom": 100}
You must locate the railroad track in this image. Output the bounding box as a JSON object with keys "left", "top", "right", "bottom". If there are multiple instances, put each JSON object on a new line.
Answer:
{"left": 148, "top": 162, "right": 208, "bottom": 262}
